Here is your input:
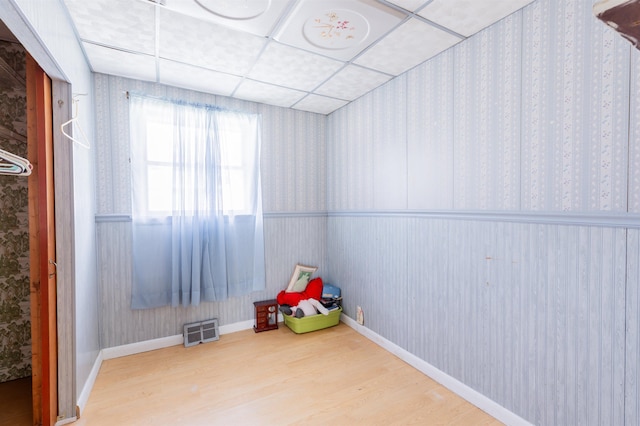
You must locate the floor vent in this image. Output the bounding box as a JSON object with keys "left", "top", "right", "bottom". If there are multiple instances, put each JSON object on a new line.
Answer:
{"left": 183, "top": 318, "right": 219, "bottom": 347}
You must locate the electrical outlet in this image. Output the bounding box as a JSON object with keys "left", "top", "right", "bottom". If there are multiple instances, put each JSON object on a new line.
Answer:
{"left": 356, "top": 305, "right": 364, "bottom": 325}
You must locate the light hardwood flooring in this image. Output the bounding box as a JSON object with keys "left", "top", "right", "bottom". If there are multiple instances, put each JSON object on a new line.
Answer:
{"left": 74, "top": 323, "right": 502, "bottom": 425}
{"left": 0, "top": 376, "right": 32, "bottom": 425}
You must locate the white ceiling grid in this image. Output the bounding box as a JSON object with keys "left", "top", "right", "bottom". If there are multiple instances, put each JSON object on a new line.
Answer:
{"left": 353, "top": 17, "right": 461, "bottom": 75}
{"left": 158, "top": 59, "right": 243, "bottom": 96}
{"left": 315, "top": 64, "right": 392, "bottom": 101}
{"left": 247, "top": 42, "right": 344, "bottom": 91}
{"left": 418, "top": 0, "right": 536, "bottom": 37}
{"left": 62, "top": 0, "right": 536, "bottom": 114}
{"left": 234, "top": 79, "right": 307, "bottom": 107}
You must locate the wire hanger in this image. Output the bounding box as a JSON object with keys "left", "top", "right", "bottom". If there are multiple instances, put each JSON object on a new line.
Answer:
{"left": 61, "top": 94, "right": 90, "bottom": 149}
{"left": 0, "top": 147, "right": 32, "bottom": 176}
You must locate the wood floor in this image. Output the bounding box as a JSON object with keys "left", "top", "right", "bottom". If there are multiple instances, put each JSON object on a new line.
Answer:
{"left": 0, "top": 376, "right": 32, "bottom": 425}
{"left": 74, "top": 323, "right": 502, "bottom": 426}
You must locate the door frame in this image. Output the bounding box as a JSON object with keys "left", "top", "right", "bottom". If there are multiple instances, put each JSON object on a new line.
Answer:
{"left": 27, "top": 53, "right": 57, "bottom": 426}
{"left": 51, "top": 80, "right": 76, "bottom": 423}
{"left": 1, "top": 3, "right": 78, "bottom": 424}
{"left": 26, "top": 56, "right": 77, "bottom": 426}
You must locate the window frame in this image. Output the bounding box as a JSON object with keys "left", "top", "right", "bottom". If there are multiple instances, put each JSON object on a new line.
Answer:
{"left": 138, "top": 113, "right": 254, "bottom": 218}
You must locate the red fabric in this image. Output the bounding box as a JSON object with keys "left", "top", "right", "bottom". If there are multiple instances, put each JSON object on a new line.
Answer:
{"left": 276, "top": 277, "right": 323, "bottom": 306}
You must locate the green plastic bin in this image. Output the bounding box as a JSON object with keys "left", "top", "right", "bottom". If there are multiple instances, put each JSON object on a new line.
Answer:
{"left": 283, "top": 307, "right": 342, "bottom": 334}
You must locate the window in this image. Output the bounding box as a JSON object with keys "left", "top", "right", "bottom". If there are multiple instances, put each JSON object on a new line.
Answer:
{"left": 138, "top": 106, "right": 254, "bottom": 217}
{"left": 128, "top": 94, "right": 265, "bottom": 308}
{"left": 144, "top": 120, "right": 173, "bottom": 213}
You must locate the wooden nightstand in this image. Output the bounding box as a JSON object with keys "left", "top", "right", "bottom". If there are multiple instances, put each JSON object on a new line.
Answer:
{"left": 253, "top": 299, "right": 278, "bottom": 332}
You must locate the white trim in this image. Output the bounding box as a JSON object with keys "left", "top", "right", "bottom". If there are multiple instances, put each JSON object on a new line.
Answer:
{"left": 55, "top": 416, "right": 78, "bottom": 426}
{"left": 0, "top": 1, "right": 68, "bottom": 80}
{"left": 100, "top": 318, "right": 265, "bottom": 360}
{"left": 94, "top": 209, "right": 640, "bottom": 228}
{"left": 94, "top": 211, "right": 328, "bottom": 222}
{"left": 76, "top": 350, "right": 104, "bottom": 416}
{"left": 340, "top": 314, "right": 533, "bottom": 426}
{"left": 102, "top": 334, "right": 184, "bottom": 360}
{"left": 219, "top": 319, "right": 255, "bottom": 334}
{"left": 329, "top": 209, "right": 640, "bottom": 229}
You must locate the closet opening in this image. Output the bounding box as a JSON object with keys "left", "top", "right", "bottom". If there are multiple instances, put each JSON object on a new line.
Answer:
{"left": 0, "top": 19, "right": 57, "bottom": 426}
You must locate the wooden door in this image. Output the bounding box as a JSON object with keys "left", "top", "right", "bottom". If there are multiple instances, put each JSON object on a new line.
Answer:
{"left": 26, "top": 54, "right": 57, "bottom": 426}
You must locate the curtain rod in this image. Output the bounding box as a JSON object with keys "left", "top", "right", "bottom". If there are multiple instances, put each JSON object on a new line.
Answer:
{"left": 124, "top": 91, "right": 258, "bottom": 116}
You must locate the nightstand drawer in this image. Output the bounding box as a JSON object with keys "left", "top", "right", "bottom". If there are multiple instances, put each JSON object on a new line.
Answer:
{"left": 253, "top": 299, "right": 278, "bottom": 332}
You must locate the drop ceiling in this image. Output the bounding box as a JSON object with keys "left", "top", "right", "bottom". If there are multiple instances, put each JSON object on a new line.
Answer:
{"left": 62, "top": 0, "right": 535, "bottom": 115}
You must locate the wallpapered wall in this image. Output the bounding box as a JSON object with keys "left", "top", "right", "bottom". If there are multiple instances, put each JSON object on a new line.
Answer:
{"left": 326, "top": 0, "right": 640, "bottom": 425}
{"left": 93, "top": 74, "right": 327, "bottom": 347}
{"left": 91, "top": 0, "right": 640, "bottom": 423}
{"left": 0, "top": 41, "right": 29, "bottom": 383}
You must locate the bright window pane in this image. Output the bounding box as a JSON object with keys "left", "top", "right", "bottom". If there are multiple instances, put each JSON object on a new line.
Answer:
{"left": 222, "top": 170, "right": 246, "bottom": 212}
{"left": 144, "top": 116, "right": 253, "bottom": 216}
{"left": 147, "top": 122, "right": 173, "bottom": 162}
{"left": 220, "top": 131, "right": 243, "bottom": 167}
{"left": 147, "top": 165, "right": 172, "bottom": 213}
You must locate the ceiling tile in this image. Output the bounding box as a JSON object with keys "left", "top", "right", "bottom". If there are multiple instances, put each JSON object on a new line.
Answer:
{"left": 158, "top": 60, "right": 242, "bottom": 97}
{"left": 418, "top": 0, "right": 535, "bottom": 37}
{"left": 293, "top": 94, "right": 349, "bottom": 115}
{"left": 158, "top": 8, "right": 266, "bottom": 76}
{"left": 83, "top": 43, "right": 156, "bottom": 82}
{"left": 63, "top": 0, "right": 535, "bottom": 114}
{"left": 248, "top": 42, "right": 344, "bottom": 91}
{"left": 164, "top": 0, "right": 291, "bottom": 37}
{"left": 314, "top": 65, "right": 391, "bottom": 100}
{"left": 274, "top": 0, "right": 407, "bottom": 61}
{"left": 385, "top": 0, "right": 431, "bottom": 13}
{"left": 353, "top": 18, "right": 461, "bottom": 75}
{"left": 63, "top": 0, "right": 155, "bottom": 54}
{"left": 233, "top": 80, "right": 307, "bottom": 108}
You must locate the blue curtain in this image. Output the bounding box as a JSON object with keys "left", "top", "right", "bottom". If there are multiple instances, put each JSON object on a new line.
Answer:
{"left": 129, "top": 95, "right": 265, "bottom": 308}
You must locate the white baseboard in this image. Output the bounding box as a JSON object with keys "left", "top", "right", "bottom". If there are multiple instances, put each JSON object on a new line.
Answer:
{"left": 340, "top": 314, "right": 533, "bottom": 426}
{"left": 102, "top": 334, "right": 184, "bottom": 360}
{"left": 76, "top": 349, "right": 104, "bottom": 416}
{"left": 55, "top": 416, "right": 78, "bottom": 426}
{"left": 219, "top": 319, "right": 255, "bottom": 334}
{"left": 101, "top": 320, "right": 259, "bottom": 360}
